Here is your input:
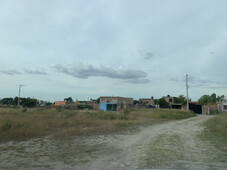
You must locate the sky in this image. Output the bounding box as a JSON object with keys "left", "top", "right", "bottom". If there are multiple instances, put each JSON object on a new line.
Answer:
{"left": 0, "top": 0, "right": 227, "bottom": 102}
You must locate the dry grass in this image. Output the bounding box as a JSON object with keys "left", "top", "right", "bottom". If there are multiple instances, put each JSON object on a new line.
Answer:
{"left": 0, "top": 107, "right": 195, "bottom": 140}
{"left": 202, "top": 112, "right": 227, "bottom": 151}
{"left": 140, "top": 133, "right": 183, "bottom": 169}
{"left": 203, "top": 112, "right": 227, "bottom": 137}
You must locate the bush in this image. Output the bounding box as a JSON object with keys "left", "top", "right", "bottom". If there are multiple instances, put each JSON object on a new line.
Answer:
{"left": 77, "top": 104, "right": 93, "bottom": 110}
{"left": 22, "top": 108, "right": 27, "bottom": 112}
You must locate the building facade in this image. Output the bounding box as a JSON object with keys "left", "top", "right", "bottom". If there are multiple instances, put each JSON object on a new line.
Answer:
{"left": 139, "top": 98, "right": 155, "bottom": 107}
{"left": 99, "top": 96, "right": 133, "bottom": 111}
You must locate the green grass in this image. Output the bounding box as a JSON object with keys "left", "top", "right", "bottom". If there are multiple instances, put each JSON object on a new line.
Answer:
{"left": 0, "top": 108, "right": 195, "bottom": 140}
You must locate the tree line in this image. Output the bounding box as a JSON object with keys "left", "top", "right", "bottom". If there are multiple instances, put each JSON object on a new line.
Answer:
{"left": 0, "top": 93, "right": 224, "bottom": 108}
{"left": 0, "top": 97, "right": 51, "bottom": 108}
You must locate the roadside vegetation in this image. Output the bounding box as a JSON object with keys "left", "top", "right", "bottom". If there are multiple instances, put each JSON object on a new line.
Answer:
{"left": 201, "top": 112, "right": 227, "bottom": 152}
{"left": 0, "top": 107, "right": 195, "bottom": 141}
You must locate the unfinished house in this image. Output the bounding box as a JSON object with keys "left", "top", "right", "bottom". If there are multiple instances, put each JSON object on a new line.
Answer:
{"left": 163, "top": 95, "right": 175, "bottom": 104}
{"left": 139, "top": 98, "right": 155, "bottom": 107}
{"left": 99, "top": 96, "right": 133, "bottom": 111}
{"left": 163, "top": 95, "right": 182, "bottom": 109}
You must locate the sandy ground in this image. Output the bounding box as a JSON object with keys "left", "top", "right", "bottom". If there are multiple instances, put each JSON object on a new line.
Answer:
{"left": 0, "top": 115, "right": 226, "bottom": 170}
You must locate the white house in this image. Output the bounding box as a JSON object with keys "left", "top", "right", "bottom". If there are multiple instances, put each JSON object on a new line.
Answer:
{"left": 218, "top": 96, "right": 227, "bottom": 112}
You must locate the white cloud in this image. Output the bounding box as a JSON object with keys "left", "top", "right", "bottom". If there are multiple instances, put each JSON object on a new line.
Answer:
{"left": 24, "top": 69, "right": 47, "bottom": 75}
{"left": 52, "top": 63, "right": 148, "bottom": 82}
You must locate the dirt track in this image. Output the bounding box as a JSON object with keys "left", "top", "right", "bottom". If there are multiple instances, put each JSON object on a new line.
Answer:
{"left": 0, "top": 115, "right": 226, "bottom": 169}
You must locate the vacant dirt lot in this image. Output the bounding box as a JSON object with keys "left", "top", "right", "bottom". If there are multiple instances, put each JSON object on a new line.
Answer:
{"left": 0, "top": 115, "right": 226, "bottom": 170}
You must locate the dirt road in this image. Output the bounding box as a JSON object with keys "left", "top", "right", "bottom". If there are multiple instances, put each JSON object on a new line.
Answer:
{"left": 0, "top": 115, "right": 226, "bottom": 169}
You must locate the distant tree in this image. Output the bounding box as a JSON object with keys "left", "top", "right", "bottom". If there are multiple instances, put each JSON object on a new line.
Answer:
{"left": 46, "top": 102, "right": 52, "bottom": 106}
{"left": 217, "top": 95, "right": 224, "bottom": 101}
{"left": 20, "top": 97, "right": 38, "bottom": 108}
{"left": 64, "top": 97, "right": 73, "bottom": 103}
{"left": 174, "top": 95, "right": 187, "bottom": 105}
{"left": 210, "top": 93, "right": 217, "bottom": 103}
{"left": 133, "top": 100, "right": 139, "bottom": 105}
{"left": 158, "top": 98, "right": 169, "bottom": 108}
{"left": 0, "top": 98, "right": 14, "bottom": 105}
{"left": 198, "top": 95, "right": 212, "bottom": 104}
{"left": 13, "top": 97, "right": 18, "bottom": 105}
{"left": 96, "top": 98, "right": 100, "bottom": 104}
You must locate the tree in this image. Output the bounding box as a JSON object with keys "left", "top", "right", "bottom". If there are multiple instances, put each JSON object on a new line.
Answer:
{"left": 210, "top": 93, "right": 217, "bottom": 103}
{"left": 217, "top": 95, "right": 224, "bottom": 101}
{"left": 13, "top": 97, "right": 19, "bottom": 105}
{"left": 64, "top": 97, "right": 73, "bottom": 103}
{"left": 174, "top": 95, "right": 187, "bottom": 105}
{"left": 133, "top": 100, "right": 139, "bottom": 105}
{"left": 198, "top": 93, "right": 224, "bottom": 104}
{"left": 96, "top": 98, "right": 100, "bottom": 104}
{"left": 19, "top": 97, "right": 38, "bottom": 107}
{"left": 158, "top": 98, "right": 169, "bottom": 108}
{"left": 198, "top": 95, "right": 212, "bottom": 104}
{"left": 0, "top": 98, "right": 14, "bottom": 105}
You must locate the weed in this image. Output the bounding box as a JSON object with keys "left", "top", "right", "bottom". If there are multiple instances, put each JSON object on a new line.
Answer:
{"left": 123, "top": 108, "right": 130, "bottom": 115}
{"left": 56, "top": 106, "right": 62, "bottom": 112}
{"left": 22, "top": 108, "right": 27, "bottom": 112}
{"left": 2, "top": 121, "right": 12, "bottom": 131}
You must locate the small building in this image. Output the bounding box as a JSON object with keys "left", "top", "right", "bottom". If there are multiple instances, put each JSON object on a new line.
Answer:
{"left": 99, "top": 96, "right": 133, "bottom": 111}
{"left": 139, "top": 98, "right": 155, "bottom": 107}
{"left": 54, "top": 101, "right": 66, "bottom": 106}
{"left": 189, "top": 101, "right": 219, "bottom": 114}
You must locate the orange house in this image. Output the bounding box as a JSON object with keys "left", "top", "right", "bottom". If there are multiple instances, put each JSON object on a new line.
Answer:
{"left": 54, "top": 101, "right": 66, "bottom": 106}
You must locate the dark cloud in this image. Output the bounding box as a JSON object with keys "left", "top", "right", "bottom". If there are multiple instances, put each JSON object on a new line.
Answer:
{"left": 24, "top": 69, "right": 47, "bottom": 75}
{"left": 126, "top": 77, "right": 150, "bottom": 84}
{"left": 52, "top": 63, "right": 148, "bottom": 82}
{"left": 187, "top": 76, "right": 214, "bottom": 86}
{"left": 139, "top": 50, "right": 155, "bottom": 60}
{"left": 0, "top": 69, "right": 21, "bottom": 75}
{"left": 169, "top": 75, "right": 227, "bottom": 89}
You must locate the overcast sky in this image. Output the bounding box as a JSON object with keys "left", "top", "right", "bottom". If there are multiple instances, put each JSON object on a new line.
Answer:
{"left": 0, "top": 0, "right": 226, "bottom": 102}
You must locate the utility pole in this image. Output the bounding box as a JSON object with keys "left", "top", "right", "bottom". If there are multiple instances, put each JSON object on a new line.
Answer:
{"left": 18, "top": 84, "right": 25, "bottom": 106}
{"left": 186, "top": 74, "right": 189, "bottom": 111}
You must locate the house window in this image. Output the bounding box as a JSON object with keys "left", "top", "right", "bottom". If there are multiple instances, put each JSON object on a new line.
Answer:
{"left": 224, "top": 105, "right": 227, "bottom": 110}
{"left": 169, "top": 99, "right": 173, "bottom": 103}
